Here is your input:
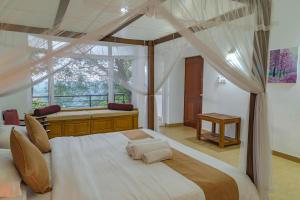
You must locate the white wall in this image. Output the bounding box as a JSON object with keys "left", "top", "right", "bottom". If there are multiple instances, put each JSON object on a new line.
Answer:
{"left": 268, "top": 0, "right": 300, "bottom": 158}
{"left": 156, "top": 41, "right": 250, "bottom": 139}
{"left": 0, "top": 89, "right": 32, "bottom": 124}
{"left": 0, "top": 31, "right": 32, "bottom": 124}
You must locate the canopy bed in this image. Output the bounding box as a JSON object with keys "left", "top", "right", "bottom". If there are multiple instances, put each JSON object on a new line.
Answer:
{"left": 0, "top": 0, "right": 272, "bottom": 199}
{"left": 1, "top": 126, "right": 259, "bottom": 200}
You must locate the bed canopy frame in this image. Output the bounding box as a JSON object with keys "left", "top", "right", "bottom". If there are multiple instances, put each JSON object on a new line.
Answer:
{"left": 0, "top": 0, "right": 272, "bottom": 199}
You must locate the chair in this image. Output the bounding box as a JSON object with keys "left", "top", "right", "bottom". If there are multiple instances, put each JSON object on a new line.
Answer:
{"left": 2, "top": 109, "right": 25, "bottom": 126}
{"left": 2, "top": 109, "right": 50, "bottom": 133}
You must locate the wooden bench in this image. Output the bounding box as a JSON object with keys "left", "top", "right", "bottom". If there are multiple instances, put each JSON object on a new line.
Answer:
{"left": 197, "top": 113, "right": 241, "bottom": 148}
{"left": 46, "top": 109, "right": 138, "bottom": 138}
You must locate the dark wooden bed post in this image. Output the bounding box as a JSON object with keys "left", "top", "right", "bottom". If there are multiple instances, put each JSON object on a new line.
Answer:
{"left": 247, "top": 93, "right": 257, "bottom": 181}
{"left": 247, "top": 0, "right": 272, "bottom": 182}
{"left": 147, "top": 41, "right": 155, "bottom": 130}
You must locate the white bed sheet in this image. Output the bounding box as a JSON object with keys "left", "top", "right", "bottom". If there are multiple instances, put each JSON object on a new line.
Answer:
{"left": 26, "top": 129, "right": 259, "bottom": 200}
{"left": 50, "top": 132, "right": 203, "bottom": 200}
{"left": 143, "top": 129, "right": 260, "bottom": 200}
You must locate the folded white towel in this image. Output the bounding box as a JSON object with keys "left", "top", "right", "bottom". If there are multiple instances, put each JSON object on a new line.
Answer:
{"left": 142, "top": 148, "right": 173, "bottom": 164}
{"left": 126, "top": 138, "right": 161, "bottom": 157}
{"left": 129, "top": 140, "right": 170, "bottom": 160}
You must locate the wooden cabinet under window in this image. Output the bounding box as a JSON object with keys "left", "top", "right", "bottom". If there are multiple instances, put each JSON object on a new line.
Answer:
{"left": 114, "top": 116, "right": 133, "bottom": 131}
{"left": 91, "top": 118, "right": 114, "bottom": 133}
{"left": 48, "top": 121, "right": 63, "bottom": 138}
{"left": 64, "top": 119, "right": 91, "bottom": 136}
{"left": 47, "top": 109, "right": 139, "bottom": 138}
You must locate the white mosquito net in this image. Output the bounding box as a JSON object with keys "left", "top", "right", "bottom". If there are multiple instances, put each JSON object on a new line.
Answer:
{"left": 0, "top": 0, "right": 271, "bottom": 199}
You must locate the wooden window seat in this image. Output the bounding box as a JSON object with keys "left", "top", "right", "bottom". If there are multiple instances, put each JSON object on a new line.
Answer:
{"left": 47, "top": 109, "right": 138, "bottom": 138}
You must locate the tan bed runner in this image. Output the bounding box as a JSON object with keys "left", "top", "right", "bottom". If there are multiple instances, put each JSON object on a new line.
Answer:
{"left": 123, "top": 129, "right": 239, "bottom": 200}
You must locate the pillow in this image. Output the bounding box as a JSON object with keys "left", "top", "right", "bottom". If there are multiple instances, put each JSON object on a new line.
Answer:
{"left": 43, "top": 153, "right": 52, "bottom": 185}
{"left": 0, "top": 149, "right": 22, "bottom": 198}
{"left": 107, "top": 103, "right": 133, "bottom": 111}
{"left": 25, "top": 115, "right": 51, "bottom": 153}
{"left": 0, "top": 126, "right": 27, "bottom": 149}
{"left": 33, "top": 105, "right": 61, "bottom": 117}
{"left": 10, "top": 128, "right": 52, "bottom": 194}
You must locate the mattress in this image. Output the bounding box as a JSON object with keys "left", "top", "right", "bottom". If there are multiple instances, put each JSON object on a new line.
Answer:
{"left": 22, "top": 129, "right": 259, "bottom": 200}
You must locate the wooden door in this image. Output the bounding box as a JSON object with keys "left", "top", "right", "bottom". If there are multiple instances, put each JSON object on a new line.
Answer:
{"left": 184, "top": 56, "right": 203, "bottom": 128}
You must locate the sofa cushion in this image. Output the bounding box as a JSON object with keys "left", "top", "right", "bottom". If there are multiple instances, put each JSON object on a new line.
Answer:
{"left": 108, "top": 103, "right": 133, "bottom": 111}
{"left": 34, "top": 105, "right": 61, "bottom": 116}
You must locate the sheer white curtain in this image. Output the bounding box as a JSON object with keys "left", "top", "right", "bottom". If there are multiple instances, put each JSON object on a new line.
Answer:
{"left": 0, "top": 0, "right": 149, "bottom": 96}
{"left": 32, "top": 39, "right": 149, "bottom": 126}
{"left": 0, "top": 0, "right": 271, "bottom": 198}
{"left": 157, "top": 0, "right": 271, "bottom": 199}
{"left": 111, "top": 44, "right": 148, "bottom": 127}
{"left": 0, "top": 0, "right": 151, "bottom": 127}
{"left": 154, "top": 38, "right": 188, "bottom": 130}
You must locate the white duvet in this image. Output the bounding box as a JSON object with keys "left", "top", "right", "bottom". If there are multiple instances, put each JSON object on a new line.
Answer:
{"left": 24, "top": 129, "right": 259, "bottom": 200}
{"left": 50, "top": 132, "right": 204, "bottom": 200}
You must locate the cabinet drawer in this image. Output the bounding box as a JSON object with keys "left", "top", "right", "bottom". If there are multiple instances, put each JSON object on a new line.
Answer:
{"left": 133, "top": 115, "right": 138, "bottom": 128}
{"left": 64, "top": 119, "right": 90, "bottom": 136}
{"left": 91, "top": 118, "right": 114, "bottom": 133}
{"left": 48, "top": 121, "right": 63, "bottom": 138}
{"left": 114, "top": 116, "right": 133, "bottom": 131}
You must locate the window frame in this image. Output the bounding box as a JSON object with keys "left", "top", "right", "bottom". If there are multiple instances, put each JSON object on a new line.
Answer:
{"left": 31, "top": 36, "right": 135, "bottom": 109}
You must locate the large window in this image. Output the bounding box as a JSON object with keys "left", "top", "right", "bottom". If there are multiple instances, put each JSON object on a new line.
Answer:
{"left": 53, "top": 57, "right": 110, "bottom": 108}
{"left": 31, "top": 36, "right": 133, "bottom": 109}
{"left": 32, "top": 79, "right": 49, "bottom": 108}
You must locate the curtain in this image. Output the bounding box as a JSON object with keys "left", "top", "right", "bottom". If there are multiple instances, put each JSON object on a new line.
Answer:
{"left": 0, "top": 0, "right": 271, "bottom": 198}
{"left": 154, "top": 38, "right": 189, "bottom": 130}
{"left": 0, "top": 0, "right": 149, "bottom": 96}
{"left": 157, "top": 0, "right": 271, "bottom": 199}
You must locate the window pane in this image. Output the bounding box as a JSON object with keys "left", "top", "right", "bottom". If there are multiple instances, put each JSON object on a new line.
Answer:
{"left": 53, "top": 57, "right": 109, "bottom": 108}
{"left": 90, "top": 45, "right": 108, "bottom": 55}
{"left": 52, "top": 41, "right": 69, "bottom": 50}
{"left": 28, "top": 35, "right": 48, "bottom": 49}
{"left": 112, "top": 45, "right": 134, "bottom": 56}
{"left": 32, "top": 79, "right": 49, "bottom": 109}
{"left": 113, "top": 58, "right": 132, "bottom": 104}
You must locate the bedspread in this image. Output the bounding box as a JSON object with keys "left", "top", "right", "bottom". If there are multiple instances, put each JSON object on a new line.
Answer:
{"left": 50, "top": 133, "right": 204, "bottom": 200}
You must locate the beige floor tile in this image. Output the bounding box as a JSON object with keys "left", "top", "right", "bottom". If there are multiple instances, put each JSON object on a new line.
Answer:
{"left": 158, "top": 126, "right": 300, "bottom": 200}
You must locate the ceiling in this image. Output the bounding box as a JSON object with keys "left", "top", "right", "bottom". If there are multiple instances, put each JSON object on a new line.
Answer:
{"left": 114, "top": 16, "right": 176, "bottom": 40}
{"left": 0, "top": 0, "right": 245, "bottom": 41}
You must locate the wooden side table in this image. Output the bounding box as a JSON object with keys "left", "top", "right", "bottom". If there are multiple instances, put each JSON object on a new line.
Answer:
{"left": 197, "top": 113, "right": 241, "bottom": 148}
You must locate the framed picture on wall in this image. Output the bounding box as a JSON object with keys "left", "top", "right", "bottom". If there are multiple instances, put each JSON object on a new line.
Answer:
{"left": 268, "top": 47, "right": 298, "bottom": 83}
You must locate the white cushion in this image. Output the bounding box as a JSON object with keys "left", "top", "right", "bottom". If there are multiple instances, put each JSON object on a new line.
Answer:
{"left": 0, "top": 126, "right": 27, "bottom": 149}
{"left": 0, "top": 149, "right": 22, "bottom": 198}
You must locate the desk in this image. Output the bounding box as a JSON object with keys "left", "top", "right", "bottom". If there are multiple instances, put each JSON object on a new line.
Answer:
{"left": 197, "top": 113, "right": 241, "bottom": 148}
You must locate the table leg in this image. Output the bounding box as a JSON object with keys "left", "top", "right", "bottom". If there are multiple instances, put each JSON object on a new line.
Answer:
{"left": 236, "top": 122, "right": 241, "bottom": 144}
{"left": 197, "top": 119, "right": 202, "bottom": 140}
{"left": 212, "top": 122, "right": 216, "bottom": 133}
{"left": 219, "top": 122, "right": 225, "bottom": 148}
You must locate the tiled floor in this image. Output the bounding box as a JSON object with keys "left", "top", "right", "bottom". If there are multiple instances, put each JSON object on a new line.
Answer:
{"left": 159, "top": 125, "right": 300, "bottom": 200}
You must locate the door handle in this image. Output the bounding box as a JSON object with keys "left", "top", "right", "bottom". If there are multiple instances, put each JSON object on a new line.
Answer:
{"left": 200, "top": 94, "right": 203, "bottom": 97}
